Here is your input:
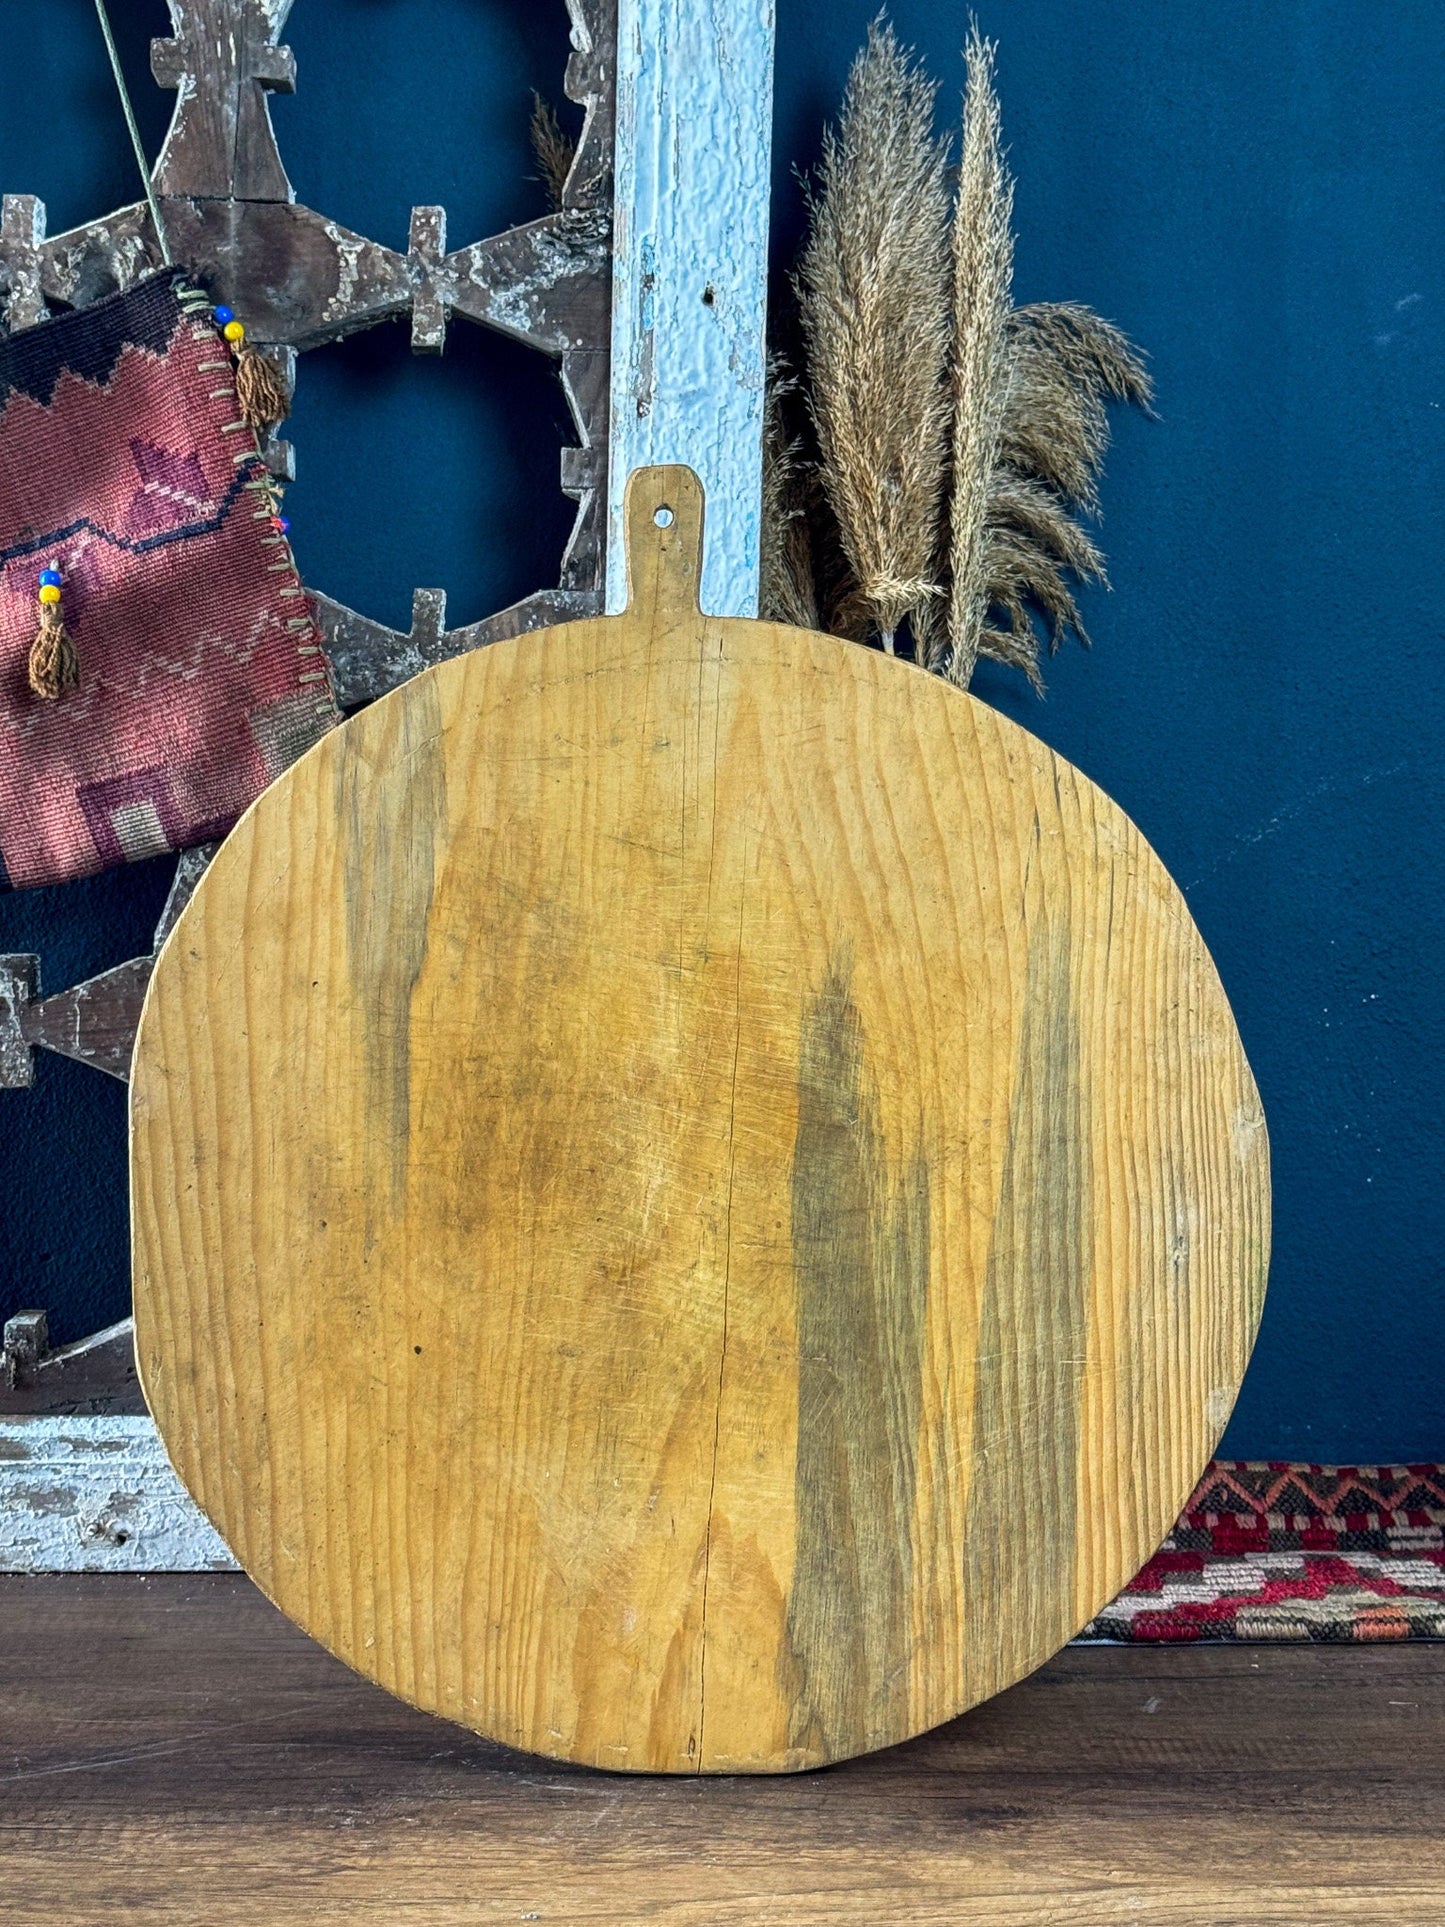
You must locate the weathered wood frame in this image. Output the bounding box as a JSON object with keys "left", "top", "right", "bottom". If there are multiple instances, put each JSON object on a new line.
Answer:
{"left": 0, "top": 0, "right": 776, "bottom": 1568}
{"left": 0, "top": 0, "right": 617, "bottom": 1094}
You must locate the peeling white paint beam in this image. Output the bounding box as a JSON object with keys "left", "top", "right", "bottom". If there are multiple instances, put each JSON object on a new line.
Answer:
{"left": 607, "top": 0, "right": 775, "bottom": 616}
{"left": 0, "top": 1418, "right": 236, "bottom": 1573}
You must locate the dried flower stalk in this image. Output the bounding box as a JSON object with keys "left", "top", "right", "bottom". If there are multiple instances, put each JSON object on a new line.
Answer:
{"left": 1003, "top": 303, "right": 1153, "bottom": 518}
{"left": 775, "top": 19, "right": 1151, "bottom": 689}
{"left": 530, "top": 93, "right": 575, "bottom": 212}
{"left": 796, "top": 21, "right": 952, "bottom": 654}
{"left": 946, "top": 26, "right": 1017, "bottom": 686}
{"left": 945, "top": 33, "right": 1152, "bottom": 690}
{"left": 759, "top": 358, "right": 821, "bottom": 630}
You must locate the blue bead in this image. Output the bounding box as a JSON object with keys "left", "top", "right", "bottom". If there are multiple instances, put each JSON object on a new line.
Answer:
{"left": 213, "top": 304, "right": 234, "bottom": 325}
{"left": 38, "top": 568, "right": 62, "bottom": 588}
{"left": 276, "top": 515, "right": 290, "bottom": 534}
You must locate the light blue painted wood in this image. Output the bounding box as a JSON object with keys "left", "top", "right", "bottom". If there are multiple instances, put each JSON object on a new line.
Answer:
{"left": 608, "top": 0, "right": 775, "bottom": 616}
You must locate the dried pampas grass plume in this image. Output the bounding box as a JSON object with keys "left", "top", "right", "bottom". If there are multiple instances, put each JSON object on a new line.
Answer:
{"left": 530, "top": 92, "right": 575, "bottom": 211}
{"left": 1003, "top": 303, "right": 1154, "bottom": 517}
{"left": 771, "top": 16, "right": 1151, "bottom": 689}
{"left": 759, "top": 357, "right": 821, "bottom": 631}
{"left": 796, "top": 19, "right": 952, "bottom": 654}
{"left": 946, "top": 25, "right": 1016, "bottom": 687}
{"left": 945, "top": 29, "right": 1152, "bottom": 690}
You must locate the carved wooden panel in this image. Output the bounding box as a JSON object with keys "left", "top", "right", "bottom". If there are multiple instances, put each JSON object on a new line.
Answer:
{"left": 0, "top": 0, "right": 617, "bottom": 1090}
{"left": 0, "top": 5, "right": 779, "bottom": 1576}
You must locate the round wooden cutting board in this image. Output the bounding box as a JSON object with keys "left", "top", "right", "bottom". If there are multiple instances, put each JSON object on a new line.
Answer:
{"left": 131, "top": 465, "right": 1269, "bottom": 1774}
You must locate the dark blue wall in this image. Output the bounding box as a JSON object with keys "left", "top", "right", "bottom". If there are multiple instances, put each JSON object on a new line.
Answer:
{"left": 1, "top": 2, "right": 1440, "bottom": 1461}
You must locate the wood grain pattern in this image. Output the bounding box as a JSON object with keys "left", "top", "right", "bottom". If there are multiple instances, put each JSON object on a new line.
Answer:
{"left": 3, "top": 1576, "right": 1441, "bottom": 1927}
{"left": 131, "top": 465, "right": 1269, "bottom": 1773}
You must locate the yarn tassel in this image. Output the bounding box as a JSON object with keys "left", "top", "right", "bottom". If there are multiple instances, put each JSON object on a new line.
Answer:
{"left": 233, "top": 341, "right": 290, "bottom": 433}
{"left": 211, "top": 306, "right": 290, "bottom": 433}
{"left": 30, "top": 599, "right": 79, "bottom": 701}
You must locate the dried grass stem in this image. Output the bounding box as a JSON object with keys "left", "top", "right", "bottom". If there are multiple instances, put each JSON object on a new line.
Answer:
{"left": 797, "top": 20, "right": 952, "bottom": 650}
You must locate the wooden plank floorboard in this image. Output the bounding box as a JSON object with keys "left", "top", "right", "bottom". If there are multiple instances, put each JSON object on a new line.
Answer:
{"left": 0, "top": 1575, "right": 1440, "bottom": 1924}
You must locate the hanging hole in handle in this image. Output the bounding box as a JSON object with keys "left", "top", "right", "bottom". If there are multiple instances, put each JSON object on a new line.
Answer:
{"left": 654, "top": 505, "right": 674, "bottom": 528}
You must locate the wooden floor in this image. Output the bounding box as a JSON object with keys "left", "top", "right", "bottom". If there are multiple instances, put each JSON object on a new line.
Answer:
{"left": 0, "top": 1577, "right": 1440, "bottom": 1925}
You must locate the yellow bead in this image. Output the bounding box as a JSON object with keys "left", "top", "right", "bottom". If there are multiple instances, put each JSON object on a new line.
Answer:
{"left": 223, "top": 319, "right": 245, "bottom": 343}
{"left": 38, "top": 583, "right": 61, "bottom": 605}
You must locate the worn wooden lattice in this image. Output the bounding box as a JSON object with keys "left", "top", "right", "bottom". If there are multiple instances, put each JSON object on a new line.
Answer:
{"left": 0, "top": 0, "right": 616, "bottom": 1097}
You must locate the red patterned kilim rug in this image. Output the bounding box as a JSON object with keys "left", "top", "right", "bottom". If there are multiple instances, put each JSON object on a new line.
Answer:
{"left": 1081, "top": 1461, "right": 1445, "bottom": 1642}
{"left": 0, "top": 271, "right": 338, "bottom": 889}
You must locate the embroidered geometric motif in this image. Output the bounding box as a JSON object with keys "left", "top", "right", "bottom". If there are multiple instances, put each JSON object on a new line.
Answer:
{"left": 125, "top": 437, "right": 217, "bottom": 536}
{"left": 77, "top": 766, "right": 185, "bottom": 867}
{"left": 1081, "top": 1462, "right": 1445, "bottom": 1642}
{"left": 0, "top": 270, "right": 339, "bottom": 889}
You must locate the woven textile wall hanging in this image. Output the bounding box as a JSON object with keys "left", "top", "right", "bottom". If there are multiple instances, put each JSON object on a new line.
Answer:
{"left": 0, "top": 270, "right": 338, "bottom": 889}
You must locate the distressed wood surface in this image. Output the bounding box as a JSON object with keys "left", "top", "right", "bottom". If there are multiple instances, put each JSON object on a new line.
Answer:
{"left": 149, "top": 0, "right": 299, "bottom": 204}
{"left": 0, "top": 951, "right": 38, "bottom": 1088}
{"left": 0, "top": 1308, "right": 242, "bottom": 1568}
{"left": 0, "top": 0, "right": 619, "bottom": 710}
{"left": 0, "top": 193, "right": 46, "bottom": 332}
{"left": 1, "top": 1310, "right": 48, "bottom": 1390}
{"left": 2, "top": 1578, "right": 1439, "bottom": 1925}
{"left": 0, "top": 953, "right": 147, "bottom": 1088}
{"left": 131, "top": 467, "right": 1268, "bottom": 1771}
{"left": 0, "top": 1318, "right": 146, "bottom": 1418}
{"left": 0, "top": 851, "right": 213, "bottom": 1091}
{"left": 607, "top": 0, "right": 774, "bottom": 614}
{"left": 0, "top": 1420, "right": 234, "bottom": 1572}
{"left": 317, "top": 585, "right": 601, "bottom": 711}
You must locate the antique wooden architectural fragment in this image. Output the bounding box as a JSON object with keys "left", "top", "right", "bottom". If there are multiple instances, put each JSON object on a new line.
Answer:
{"left": 0, "top": 0, "right": 779, "bottom": 1573}
{"left": 0, "top": 0, "right": 775, "bottom": 1096}
{"left": 0, "top": 0, "right": 619, "bottom": 1091}
{"left": 0, "top": 846, "right": 213, "bottom": 1089}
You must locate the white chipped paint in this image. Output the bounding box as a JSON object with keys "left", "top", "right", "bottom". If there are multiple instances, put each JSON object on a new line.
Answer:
{"left": 567, "top": 0, "right": 594, "bottom": 58}
{"left": 0, "top": 1417, "right": 236, "bottom": 1573}
{"left": 607, "top": 0, "right": 774, "bottom": 615}
{"left": 473, "top": 208, "right": 610, "bottom": 354}
{"left": 322, "top": 225, "right": 366, "bottom": 322}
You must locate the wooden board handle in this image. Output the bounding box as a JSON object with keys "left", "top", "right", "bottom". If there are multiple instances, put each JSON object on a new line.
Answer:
{"left": 622, "top": 465, "right": 705, "bottom": 617}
